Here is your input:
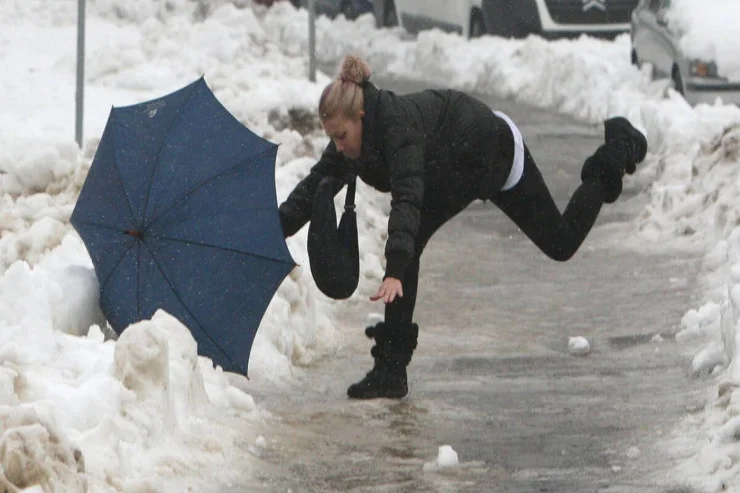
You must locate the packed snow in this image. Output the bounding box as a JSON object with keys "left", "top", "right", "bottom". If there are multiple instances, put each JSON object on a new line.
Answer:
{"left": 1, "top": 0, "right": 740, "bottom": 491}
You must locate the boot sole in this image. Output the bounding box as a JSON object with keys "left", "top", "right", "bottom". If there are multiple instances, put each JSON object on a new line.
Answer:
{"left": 347, "top": 387, "right": 408, "bottom": 399}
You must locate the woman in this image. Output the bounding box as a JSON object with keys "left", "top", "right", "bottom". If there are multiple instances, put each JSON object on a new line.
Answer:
{"left": 278, "top": 55, "right": 647, "bottom": 400}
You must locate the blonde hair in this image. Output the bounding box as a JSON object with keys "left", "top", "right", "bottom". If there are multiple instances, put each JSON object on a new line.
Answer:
{"left": 318, "top": 54, "right": 371, "bottom": 122}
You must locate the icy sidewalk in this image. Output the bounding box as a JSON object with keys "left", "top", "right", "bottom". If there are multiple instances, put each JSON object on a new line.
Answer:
{"left": 235, "top": 76, "right": 707, "bottom": 493}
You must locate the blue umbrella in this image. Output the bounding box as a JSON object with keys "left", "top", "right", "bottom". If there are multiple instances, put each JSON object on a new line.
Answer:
{"left": 71, "top": 77, "right": 295, "bottom": 376}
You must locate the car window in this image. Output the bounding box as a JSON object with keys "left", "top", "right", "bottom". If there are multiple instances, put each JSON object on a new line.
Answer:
{"left": 648, "top": 0, "right": 661, "bottom": 11}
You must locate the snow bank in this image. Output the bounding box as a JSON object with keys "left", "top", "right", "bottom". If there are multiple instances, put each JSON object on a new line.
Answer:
{"left": 3, "top": 0, "right": 740, "bottom": 490}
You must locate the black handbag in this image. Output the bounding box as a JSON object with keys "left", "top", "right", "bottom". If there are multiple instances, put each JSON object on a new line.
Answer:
{"left": 307, "top": 174, "right": 360, "bottom": 299}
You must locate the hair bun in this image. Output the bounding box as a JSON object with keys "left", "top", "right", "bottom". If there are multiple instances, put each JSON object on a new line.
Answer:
{"left": 338, "top": 55, "right": 371, "bottom": 85}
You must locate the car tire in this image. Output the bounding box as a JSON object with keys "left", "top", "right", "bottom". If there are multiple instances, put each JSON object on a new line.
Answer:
{"left": 383, "top": 0, "right": 398, "bottom": 27}
{"left": 341, "top": 1, "right": 356, "bottom": 19}
{"left": 470, "top": 10, "right": 486, "bottom": 38}
{"left": 631, "top": 49, "right": 641, "bottom": 68}
{"left": 672, "top": 64, "right": 685, "bottom": 96}
{"left": 485, "top": 1, "right": 525, "bottom": 38}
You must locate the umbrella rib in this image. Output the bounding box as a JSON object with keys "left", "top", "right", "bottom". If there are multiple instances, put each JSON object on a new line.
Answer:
{"left": 73, "top": 220, "right": 137, "bottom": 290}
{"left": 99, "top": 238, "right": 138, "bottom": 294}
{"left": 157, "top": 235, "right": 295, "bottom": 267}
{"left": 140, "top": 239, "right": 243, "bottom": 373}
{"left": 74, "top": 220, "right": 129, "bottom": 233}
{"left": 136, "top": 241, "right": 142, "bottom": 320}
{"left": 139, "top": 79, "right": 202, "bottom": 231}
{"left": 111, "top": 113, "right": 149, "bottom": 225}
{"left": 143, "top": 146, "right": 274, "bottom": 231}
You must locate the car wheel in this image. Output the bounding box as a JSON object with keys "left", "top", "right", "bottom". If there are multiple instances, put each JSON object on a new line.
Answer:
{"left": 631, "top": 50, "right": 641, "bottom": 68}
{"left": 485, "top": 3, "right": 524, "bottom": 38}
{"left": 672, "top": 64, "right": 685, "bottom": 96}
{"left": 470, "top": 11, "right": 486, "bottom": 38}
{"left": 383, "top": 0, "right": 398, "bottom": 27}
{"left": 341, "top": 1, "right": 356, "bottom": 19}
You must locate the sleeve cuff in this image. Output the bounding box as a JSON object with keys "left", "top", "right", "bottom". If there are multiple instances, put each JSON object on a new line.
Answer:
{"left": 278, "top": 203, "right": 302, "bottom": 238}
{"left": 384, "top": 252, "right": 409, "bottom": 281}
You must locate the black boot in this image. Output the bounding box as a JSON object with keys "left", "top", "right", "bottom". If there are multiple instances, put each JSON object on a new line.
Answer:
{"left": 604, "top": 116, "right": 648, "bottom": 173}
{"left": 346, "top": 346, "right": 409, "bottom": 399}
{"left": 347, "top": 321, "right": 418, "bottom": 400}
{"left": 581, "top": 117, "right": 648, "bottom": 204}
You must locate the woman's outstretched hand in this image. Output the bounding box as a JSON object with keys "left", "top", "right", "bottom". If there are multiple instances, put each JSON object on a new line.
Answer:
{"left": 370, "top": 277, "right": 403, "bottom": 304}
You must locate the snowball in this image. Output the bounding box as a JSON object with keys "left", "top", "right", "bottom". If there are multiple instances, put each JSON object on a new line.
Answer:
{"left": 436, "top": 445, "right": 459, "bottom": 468}
{"left": 627, "top": 446, "right": 641, "bottom": 459}
{"left": 568, "top": 336, "right": 591, "bottom": 356}
{"left": 423, "top": 445, "right": 459, "bottom": 472}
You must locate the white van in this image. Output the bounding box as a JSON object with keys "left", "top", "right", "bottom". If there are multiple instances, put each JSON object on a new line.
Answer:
{"left": 374, "top": 0, "right": 639, "bottom": 39}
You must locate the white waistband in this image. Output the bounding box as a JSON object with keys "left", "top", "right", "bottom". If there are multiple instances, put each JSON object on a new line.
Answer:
{"left": 493, "top": 110, "right": 524, "bottom": 191}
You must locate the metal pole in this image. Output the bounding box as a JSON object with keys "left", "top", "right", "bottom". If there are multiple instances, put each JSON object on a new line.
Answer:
{"left": 308, "top": 0, "right": 316, "bottom": 82}
{"left": 75, "top": 0, "right": 85, "bottom": 148}
{"left": 374, "top": 0, "right": 383, "bottom": 28}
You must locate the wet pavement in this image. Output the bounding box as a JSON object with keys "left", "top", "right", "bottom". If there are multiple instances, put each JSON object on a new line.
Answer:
{"left": 238, "top": 76, "right": 708, "bottom": 493}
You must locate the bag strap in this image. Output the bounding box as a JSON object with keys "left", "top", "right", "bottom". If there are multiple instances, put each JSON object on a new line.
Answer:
{"left": 344, "top": 173, "right": 357, "bottom": 211}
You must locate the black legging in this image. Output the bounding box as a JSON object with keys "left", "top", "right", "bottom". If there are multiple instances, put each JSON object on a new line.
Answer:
{"left": 383, "top": 143, "right": 605, "bottom": 352}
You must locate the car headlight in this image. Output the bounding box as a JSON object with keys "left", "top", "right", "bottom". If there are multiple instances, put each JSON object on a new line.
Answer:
{"left": 689, "top": 60, "right": 719, "bottom": 78}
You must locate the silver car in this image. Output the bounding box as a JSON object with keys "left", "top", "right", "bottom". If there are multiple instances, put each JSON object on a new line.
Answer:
{"left": 299, "top": 0, "right": 374, "bottom": 19}
{"left": 375, "top": 0, "right": 638, "bottom": 39}
{"left": 630, "top": 0, "right": 740, "bottom": 106}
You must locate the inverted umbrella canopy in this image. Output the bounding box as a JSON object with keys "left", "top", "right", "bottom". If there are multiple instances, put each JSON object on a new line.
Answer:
{"left": 71, "top": 77, "right": 295, "bottom": 376}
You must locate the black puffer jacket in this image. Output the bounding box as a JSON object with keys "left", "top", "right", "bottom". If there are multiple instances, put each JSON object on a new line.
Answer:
{"left": 279, "top": 82, "right": 513, "bottom": 280}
